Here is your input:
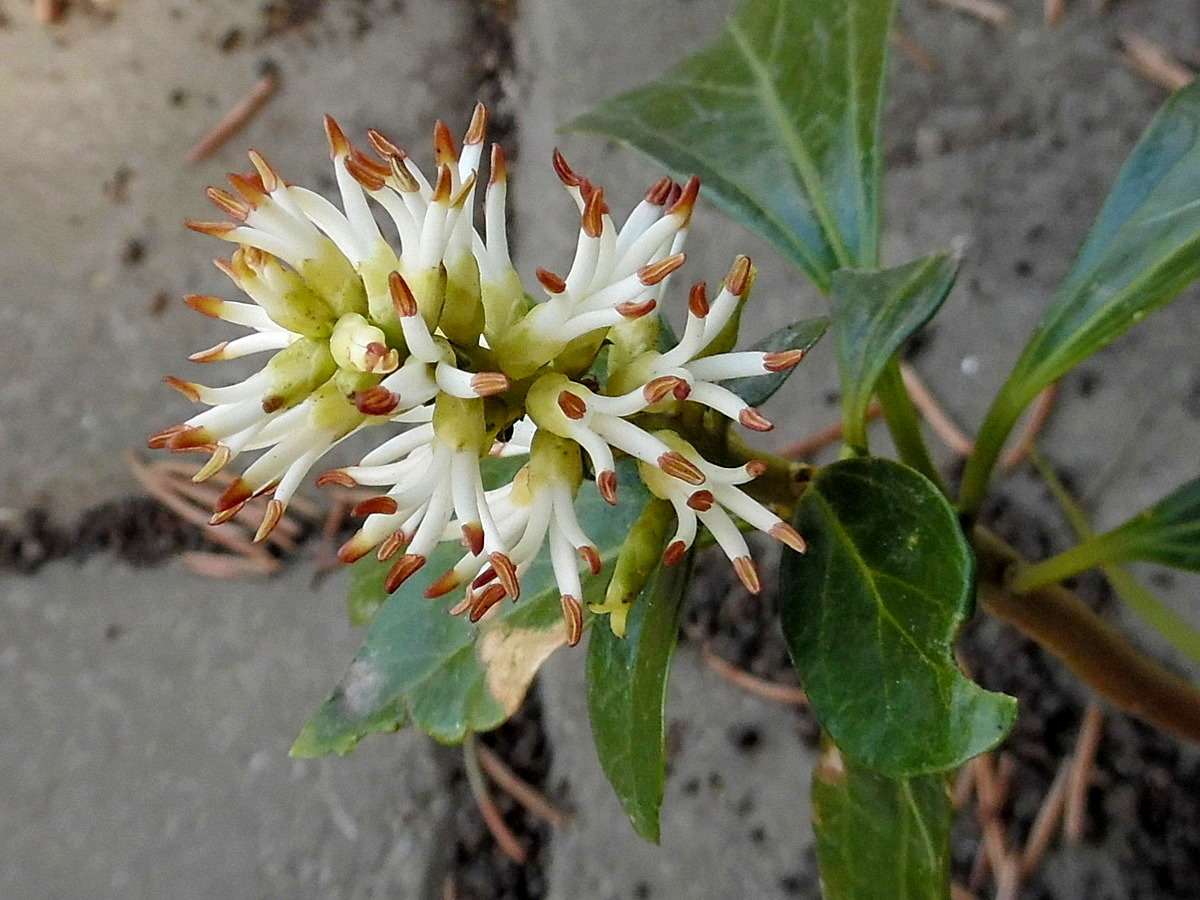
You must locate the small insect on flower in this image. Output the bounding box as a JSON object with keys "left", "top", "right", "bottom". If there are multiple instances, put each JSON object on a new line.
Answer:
{"left": 152, "top": 104, "right": 807, "bottom": 642}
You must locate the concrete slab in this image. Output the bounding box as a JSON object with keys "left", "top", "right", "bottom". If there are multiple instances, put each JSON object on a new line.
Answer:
{"left": 0, "top": 0, "right": 474, "bottom": 517}
{"left": 0, "top": 559, "right": 453, "bottom": 899}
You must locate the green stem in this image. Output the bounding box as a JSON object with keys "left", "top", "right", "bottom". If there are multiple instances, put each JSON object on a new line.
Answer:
{"left": 957, "top": 387, "right": 1026, "bottom": 522}
{"left": 1009, "top": 533, "right": 1127, "bottom": 594}
{"left": 876, "top": 359, "right": 944, "bottom": 493}
{"left": 973, "top": 526, "right": 1200, "bottom": 745}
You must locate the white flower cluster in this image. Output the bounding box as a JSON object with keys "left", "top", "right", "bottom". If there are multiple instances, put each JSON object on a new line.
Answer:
{"left": 152, "top": 105, "right": 806, "bottom": 644}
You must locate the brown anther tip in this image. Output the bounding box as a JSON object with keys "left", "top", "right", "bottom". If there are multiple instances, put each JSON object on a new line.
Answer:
{"left": 725, "top": 255, "right": 753, "bottom": 296}
{"left": 469, "top": 584, "right": 507, "bottom": 622}
{"left": 659, "top": 451, "right": 705, "bottom": 485}
{"left": 344, "top": 154, "right": 386, "bottom": 192}
{"left": 579, "top": 545, "right": 602, "bottom": 575}
{"left": 247, "top": 150, "right": 280, "bottom": 193}
{"left": 638, "top": 252, "right": 687, "bottom": 286}
{"left": 645, "top": 177, "right": 674, "bottom": 206}
{"left": 189, "top": 342, "right": 229, "bottom": 363}
{"left": 353, "top": 496, "right": 399, "bottom": 518}
{"left": 337, "top": 539, "right": 371, "bottom": 565}
{"left": 663, "top": 540, "right": 687, "bottom": 566}
{"left": 216, "top": 477, "right": 255, "bottom": 512}
{"left": 261, "top": 394, "right": 285, "bottom": 414}
{"left": 597, "top": 470, "right": 618, "bottom": 505}
{"left": 209, "top": 504, "right": 244, "bottom": 526}
{"left": 316, "top": 470, "right": 359, "bottom": 488}
{"left": 432, "top": 164, "right": 453, "bottom": 203}
{"left": 686, "top": 490, "right": 715, "bottom": 512}
{"left": 367, "top": 129, "right": 405, "bottom": 160}
{"left": 377, "top": 531, "right": 407, "bottom": 562}
{"left": 363, "top": 342, "right": 400, "bottom": 375}
{"left": 488, "top": 144, "right": 507, "bottom": 187}
{"left": 582, "top": 187, "right": 607, "bottom": 238}
{"left": 254, "top": 499, "right": 285, "bottom": 543}
{"left": 738, "top": 407, "right": 774, "bottom": 432}
{"left": 464, "top": 102, "right": 488, "bottom": 145}
{"left": 384, "top": 554, "right": 427, "bottom": 594}
{"left": 354, "top": 386, "right": 401, "bottom": 417}
{"left": 470, "top": 372, "right": 510, "bottom": 398}
{"left": 387, "top": 155, "right": 419, "bottom": 193}
{"left": 206, "top": 186, "right": 250, "bottom": 221}
{"left": 211, "top": 257, "right": 237, "bottom": 279}
{"left": 771, "top": 522, "right": 808, "bottom": 554}
{"left": 672, "top": 380, "right": 692, "bottom": 401}
{"left": 556, "top": 390, "right": 588, "bottom": 420}
{"left": 182, "top": 294, "right": 224, "bottom": 318}
{"left": 388, "top": 270, "right": 419, "bottom": 317}
{"left": 687, "top": 283, "right": 710, "bottom": 317}
{"left": 489, "top": 552, "right": 520, "bottom": 600}
{"left": 551, "top": 148, "right": 582, "bottom": 187}
{"left": 461, "top": 522, "right": 485, "bottom": 556}
{"left": 425, "top": 569, "right": 463, "bottom": 599}
{"left": 560, "top": 594, "right": 584, "bottom": 647}
{"left": 745, "top": 460, "right": 769, "bottom": 478}
{"left": 226, "top": 173, "right": 268, "bottom": 206}
{"left": 667, "top": 175, "right": 701, "bottom": 221}
{"left": 449, "top": 172, "right": 479, "bottom": 211}
{"left": 448, "top": 591, "right": 475, "bottom": 618}
{"left": 433, "top": 120, "right": 458, "bottom": 164}
{"left": 147, "top": 424, "right": 188, "bottom": 450}
{"left": 733, "top": 556, "right": 762, "bottom": 594}
{"left": 185, "top": 219, "right": 236, "bottom": 237}
{"left": 536, "top": 267, "right": 567, "bottom": 295}
{"left": 615, "top": 298, "right": 657, "bottom": 319}
{"left": 643, "top": 375, "right": 685, "bottom": 405}
{"left": 763, "top": 349, "right": 805, "bottom": 372}
{"left": 162, "top": 376, "right": 201, "bottom": 402}
{"left": 323, "top": 114, "right": 350, "bottom": 158}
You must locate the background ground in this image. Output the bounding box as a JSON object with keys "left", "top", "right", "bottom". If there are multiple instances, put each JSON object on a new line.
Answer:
{"left": 2, "top": 0, "right": 1199, "bottom": 897}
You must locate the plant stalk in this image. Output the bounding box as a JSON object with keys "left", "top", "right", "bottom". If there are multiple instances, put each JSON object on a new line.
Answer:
{"left": 876, "top": 359, "right": 945, "bottom": 493}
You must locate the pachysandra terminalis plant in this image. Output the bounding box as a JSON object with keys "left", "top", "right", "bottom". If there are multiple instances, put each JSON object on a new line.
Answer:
{"left": 152, "top": 0, "right": 1200, "bottom": 894}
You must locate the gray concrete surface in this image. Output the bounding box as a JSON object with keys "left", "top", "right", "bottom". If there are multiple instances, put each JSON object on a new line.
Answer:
{"left": 2, "top": 0, "right": 1200, "bottom": 897}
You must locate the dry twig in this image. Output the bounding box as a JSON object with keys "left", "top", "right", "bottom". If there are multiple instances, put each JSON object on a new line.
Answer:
{"left": 34, "top": 0, "right": 66, "bottom": 24}
{"left": 1119, "top": 31, "right": 1195, "bottom": 92}
{"left": 1020, "top": 755, "right": 1072, "bottom": 876}
{"left": 463, "top": 736, "right": 527, "bottom": 864}
{"left": 1002, "top": 382, "right": 1059, "bottom": 469}
{"left": 186, "top": 68, "right": 281, "bottom": 163}
{"left": 701, "top": 647, "right": 809, "bottom": 706}
{"left": 778, "top": 399, "right": 884, "bottom": 459}
{"left": 930, "top": 0, "right": 1013, "bottom": 29}
{"left": 476, "top": 743, "right": 571, "bottom": 829}
{"left": 1044, "top": 0, "right": 1067, "bottom": 27}
{"left": 899, "top": 363, "right": 975, "bottom": 456}
{"left": 1064, "top": 702, "right": 1105, "bottom": 842}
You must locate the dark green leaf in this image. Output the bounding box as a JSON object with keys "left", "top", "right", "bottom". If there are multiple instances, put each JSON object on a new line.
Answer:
{"left": 812, "top": 740, "right": 950, "bottom": 900}
{"left": 1006, "top": 78, "right": 1200, "bottom": 402}
{"left": 570, "top": 0, "right": 898, "bottom": 288}
{"left": 1101, "top": 475, "right": 1200, "bottom": 571}
{"left": 831, "top": 255, "right": 959, "bottom": 453}
{"left": 587, "top": 545, "right": 691, "bottom": 843}
{"left": 292, "top": 458, "right": 652, "bottom": 755}
{"left": 719, "top": 316, "right": 828, "bottom": 407}
{"left": 780, "top": 458, "right": 1016, "bottom": 775}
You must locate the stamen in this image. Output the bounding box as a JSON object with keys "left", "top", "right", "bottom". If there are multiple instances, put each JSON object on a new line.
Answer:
{"left": 663, "top": 540, "right": 687, "bottom": 566}
{"left": 254, "top": 499, "right": 285, "bottom": 542}
{"left": 469, "top": 584, "right": 507, "bottom": 622}
{"left": 384, "top": 554, "right": 426, "bottom": 593}
{"left": 738, "top": 408, "right": 774, "bottom": 432}
{"left": 323, "top": 114, "right": 351, "bottom": 158}
{"left": 488, "top": 144, "right": 507, "bottom": 187}
{"left": 687, "top": 490, "right": 715, "bottom": 512}
{"left": 597, "top": 470, "right": 618, "bottom": 505}
{"left": 658, "top": 451, "right": 705, "bottom": 485}
{"left": 615, "top": 298, "right": 656, "bottom": 318}
{"left": 536, "top": 267, "right": 567, "bottom": 294}
{"left": 461, "top": 522, "right": 485, "bottom": 555}
{"left": 557, "top": 390, "right": 588, "bottom": 420}
{"left": 464, "top": 102, "right": 488, "bottom": 145}
{"left": 316, "top": 470, "right": 358, "bottom": 488}
{"left": 582, "top": 187, "right": 606, "bottom": 239}
{"left": 688, "top": 282, "right": 710, "bottom": 317}
{"left": 185, "top": 219, "right": 237, "bottom": 237}
{"left": 560, "top": 594, "right": 584, "bottom": 647}
{"left": 345, "top": 154, "right": 386, "bottom": 191}
{"left": 226, "top": 173, "right": 269, "bottom": 207}
{"left": 551, "top": 148, "right": 582, "bottom": 188}
{"left": 425, "top": 568, "right": 463, "bottom": 599}
{"left": 643, "top": 375, "right": 686, "bottom": 405}
{"left": 732, "top": 556, "right": 762, "bottom": 594}
{"left": 193, "top": 445, "right": 232, "bottom": 482}
{"left": 163, "top": 376, "right": 201, "bottom": 402}
{"left": 388, "top": 271, "right": 419, "bottom": 317}
{"left": 206, "top": 187, "right": 250, "bottom": 220}
{"left": 354, "top": 386, "right": 402, "bottom": 416}
{"left": 354, "top": 496, "right": 399, "bottom": 517}
{"left": 490, "top": 552, "right": 520, "bottom": 600}
{"left": 770, "top": 522, "right": 808, "bottom": 554}
{"left": 666, "top": 176, "right": 701, "bottom": 224}
{"left": 745, "top": 460, "right": 769, "bottom": 478}
{"left": 216, "top": 477, "right": 254, "bottom": 512}
{"left": 725, "top": 254, "right": 752, "bottom": 296}
{"left": 763, "top": 349, "right": 805, "bottom": 372}
{"left": 377, "top": 530, "right": 407, "bottom": 562}
{"left": 433, "top": 120, "right": 458, "bottom": 165}
{"left": 645, "top": 177, "right": 674, "bottom": 205}
{"left": 367, "top": 128, "right": 405, "bottom": 160}
{"left": 469, "top": 372, "right": 510, "bottom": 397}
{"left": 247, "top": 149, "right": 281, "bottom": 192}
{"left": 637, "top": 252, "right": 686, "bottom": 286}
{"left": 579, "top": 546, "right": 602, "bottom": 575}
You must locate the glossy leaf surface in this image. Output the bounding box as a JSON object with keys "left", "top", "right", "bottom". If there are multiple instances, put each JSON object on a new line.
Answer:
{"left": 720, "top": 315, "right": 828, "bottom": 407}
{"left": 293, "top": 458, "right": 651, "bottom": 754}
{"left": 812, "top": 742, "right": 950, "bottom": 900}
{"left": 570, "top": 0, "right": 898, "bottom": 289}
{"left": 586, "top": 549, "right": 691, "bottom": 842}
{"left": 831, "top": 255, "right": 958, "bottom": 453}
{"left": 780, "top": 458, "right": 1015, "bottom": 775}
